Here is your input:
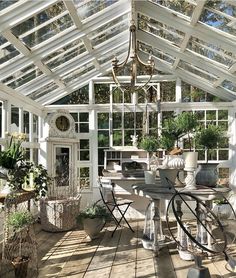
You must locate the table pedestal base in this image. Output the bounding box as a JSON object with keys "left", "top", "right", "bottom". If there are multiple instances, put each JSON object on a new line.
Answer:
{"left": 187, "top": 266, "right": 211, "bottom": 278}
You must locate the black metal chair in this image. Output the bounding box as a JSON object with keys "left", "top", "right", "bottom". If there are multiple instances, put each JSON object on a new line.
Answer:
{"left": 98, "top": 178, "right": 134, "bottom": 236}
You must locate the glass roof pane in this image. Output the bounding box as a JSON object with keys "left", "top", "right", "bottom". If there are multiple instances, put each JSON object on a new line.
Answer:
{"left": 0, "top": 0, "right": 19, "bottom": 11}
{"left": 0, "top": 42, "right": 21, "bottom": 67}
{"left": 62, "top": 63, "right": 95, "bottom": 84}
{"left": 138, "top": 14, "right": 184, "bottom": 47}
{"left": 11, "top": 1, "right": 74, "bottom": 49}
{"left": 138, "top": 41, "right": 175, "bottom": 65}
{"left": 11, "top": 2, "right": 67, "bottom": 36}
{"left": 205, "top": 1, "right": 236, "bottom": 17}
{"left": 28, "top": 82, "right": 59, "bottom": 100}
{"left": 42, "top": 39, "right": 87, "bottom": 70}
{"left": 200, "top": 3, "right": 236, "bottom": 36}
{"left": 0, "top": 35, "right": 8, "bottom": 46}
{"left": 98, "top": 46, "right": 128, "bottom": 65}
{"left": 15, "top": 14, "right": 74, "bottom": 48}
{"left": 149, "top": 0, "right": 195, "bottom": 18}
{"left": 74, "top": 0, "right": 118, "bottom": 20}
{"left": 222, "top": 80, "right": 236, "bottom": 93}
{"left": 89, "top": 15, "right": 128, "bottom": 48}
{"left": 1, "top": 64, "right": 43, "bottom": 89}
{"left": 187, "top": 36, "right": 236, "bottom": 67}
{"left": 178, "top": 60, "right": 219, "bottom": 81}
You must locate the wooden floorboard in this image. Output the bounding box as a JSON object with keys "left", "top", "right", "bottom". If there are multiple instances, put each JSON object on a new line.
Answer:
{"left": 1, "top": 220, "right": 234, "bottom": 277}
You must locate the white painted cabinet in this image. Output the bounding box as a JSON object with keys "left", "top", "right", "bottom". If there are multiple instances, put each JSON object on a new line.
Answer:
{"left": 104, "top": 146, "right": 149, "bottom": 171}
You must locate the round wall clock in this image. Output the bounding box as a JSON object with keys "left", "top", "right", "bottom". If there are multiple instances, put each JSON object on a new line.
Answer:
{"left": 55, "top": 115, "right": 70, "bottom": 132}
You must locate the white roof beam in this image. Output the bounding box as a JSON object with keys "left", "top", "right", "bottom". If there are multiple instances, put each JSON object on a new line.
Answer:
{"left": 139, "top": 52, "right": 235, "bottom": 101}
{"left": 138, "top": 30, "right": 236, "bottom": 85}
{"left": 0, "top": 0, "right": 58, "bottom": 33}
{"left": 39, "top": 52, "right": 129, "bottom": 105}
{"left": 0, "top": 2, "right": 130, "bottom": 79}
{"left": 63, "top": 0, "right": 100, "bottom": 70}
{"left": 16, "top": 31, "right": 128, "bottom": 96}
{"left": 136, "top": 1, "right": 236, "bottom": 54}
{"left": 173, "top": 0, "right": 206, "bottom": 69}
{"left": 0, "top": 83, "right": 43, "bottom": 115}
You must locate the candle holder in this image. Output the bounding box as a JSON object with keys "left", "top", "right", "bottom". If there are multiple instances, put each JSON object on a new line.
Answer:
{"left": 184, "top": 166, "right": 197, "bottom": 190}
{"left": 183, "top": 152, "right": 198, "bottom": 190}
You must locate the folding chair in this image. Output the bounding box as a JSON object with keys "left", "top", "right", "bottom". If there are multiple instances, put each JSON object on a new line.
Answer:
{"left": 98, "top": 178, "right": 134, "bottom": 236}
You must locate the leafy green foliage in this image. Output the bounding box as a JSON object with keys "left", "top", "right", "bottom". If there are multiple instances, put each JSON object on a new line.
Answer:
{"left": 175, "top": 112, "right": 198, "bottom": 150}
{"left": 8, "top": 161, "right": 51, "bottom": 198}
{"left": 160, "top": 112, "right": 198, "bottom": 151}
{"left": 0, "top": 135, "right": 25, "bottom": 169}
{"left": 77, "top": 202, "right": 111, "bottom": 222}
{"left": 8, "top": 211, "right": 34, "bottom": 230}
{"left": 159, "top": 133, "right": 176, "bottom": 152}
{"left": 196, "top": 125, "right": 223, "bottom": 151}
{"left": 160, "top": 117, "right": 182, "bottom": 151}
{"left": 139, "top": 135, "right": 159, "bottom": 153}
{"left": 213, "top": 198, "right": 228, "bottom": 205}
{"left": 33, "top": 164, "right": 51, "bottom": 199}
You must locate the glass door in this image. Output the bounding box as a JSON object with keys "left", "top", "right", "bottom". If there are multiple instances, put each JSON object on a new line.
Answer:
{"left": 53, "top": 145, "right": 72, "bottom": 187}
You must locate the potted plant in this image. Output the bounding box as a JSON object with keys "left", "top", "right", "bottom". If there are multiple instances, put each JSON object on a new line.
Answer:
{"left": 159, "top": 112, "right": 198, "bottom": 188}
{"left": 175, "top": 112, "right": 199, "bottom": 174}
{"left": 0, "top": 133, "right": 25, "bottom": 171}
{"left": 139, "top": 135, "right": 159, "bottom": 183}
{"left": 76, "top": 202, "right": 110, "bottom": 239}
{"left": 7, "top": 210, "right": 34, "bottom": 278}
{"left": 195, "top": 124, "right": 224, "bottom": 186}
{"left": 0, "top": 133, "right": 26, "bottom": 193}
{"left": 6, "top": 161, "right": 51, "bottom": 198}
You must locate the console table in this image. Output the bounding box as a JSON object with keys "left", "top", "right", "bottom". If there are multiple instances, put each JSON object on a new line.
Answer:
{"left": 0, "top": 190, "right": 35, "bottom": 204}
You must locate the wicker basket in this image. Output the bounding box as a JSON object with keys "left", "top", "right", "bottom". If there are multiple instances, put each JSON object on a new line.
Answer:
{"left": 40, "top": 196, "right": 81, "bottom": 232}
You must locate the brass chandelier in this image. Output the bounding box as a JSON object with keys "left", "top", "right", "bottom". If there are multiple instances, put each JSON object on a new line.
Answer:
{"left": 111, "top": 20, "right": 155, "bottom": 92}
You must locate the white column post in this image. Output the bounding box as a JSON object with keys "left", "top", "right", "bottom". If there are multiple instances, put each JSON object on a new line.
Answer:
{"left": 29, "top": 112, "right": 33, "bottom": 161}
{"left": 19, "top": 107, "right": 24, "bottom": 133}
{"left": 2, "top": 101, "right": 8, "bottom": 141}
{"left": 228, "top": 107, "right": 236, "bottom": 191}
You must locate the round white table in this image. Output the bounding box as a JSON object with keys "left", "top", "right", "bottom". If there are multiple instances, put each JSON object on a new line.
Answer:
{"left": 132, "top": 183, "right": 231, "bottom": 255}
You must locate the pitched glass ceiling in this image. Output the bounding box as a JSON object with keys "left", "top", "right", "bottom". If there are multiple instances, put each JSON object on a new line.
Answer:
{"left": 0, "top": 0, "right": 236, "bottom": 105}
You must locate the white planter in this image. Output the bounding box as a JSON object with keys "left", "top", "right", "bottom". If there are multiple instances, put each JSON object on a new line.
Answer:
{"left": 158, "top": 168, "right": 178, "bottom": 188}
{"left": 144, "top": 171, "right": 156, "bottom": 184}
{"left": 83, "top": 218, "right": 105, "bottom": 239}
{"left": 167, "top": 155, "right": 185, "bottom": 169}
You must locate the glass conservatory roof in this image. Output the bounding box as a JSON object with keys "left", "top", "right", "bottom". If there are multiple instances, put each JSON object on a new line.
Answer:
{"left": 0, "top": 0, "right": 236, "bottom": 106}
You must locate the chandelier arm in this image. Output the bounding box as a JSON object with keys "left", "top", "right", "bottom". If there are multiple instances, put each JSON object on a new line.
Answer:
{"left": 113, "top": 30, "right": 132, "bottom": 68}
{"left": 111, "top": 69, "right": 121, "bottom": 87}
{"left": 111, "top": 20, "right": 155, "bottom": 90}
{"left": 136, "top": 55, "right": 154, "bottom": 69}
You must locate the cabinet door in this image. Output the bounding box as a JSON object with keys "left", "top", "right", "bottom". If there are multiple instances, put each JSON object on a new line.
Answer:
{"left": 53, "top": 145, "right": 72, "bottom": 187}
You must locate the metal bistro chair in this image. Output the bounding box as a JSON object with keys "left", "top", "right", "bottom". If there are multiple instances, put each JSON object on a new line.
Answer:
{"left": 98, "top": 178, "right": 134, "bottom": 236}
